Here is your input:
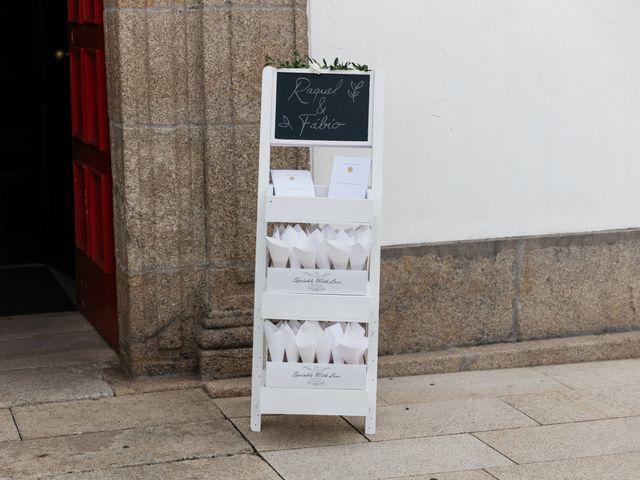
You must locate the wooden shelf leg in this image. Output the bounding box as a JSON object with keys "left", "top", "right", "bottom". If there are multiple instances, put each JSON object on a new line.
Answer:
{"left": 365, "top": 410, "right": 376, "bottom": 434}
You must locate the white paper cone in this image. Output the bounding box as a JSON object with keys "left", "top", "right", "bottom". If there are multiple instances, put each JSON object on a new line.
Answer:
{"left": 296, "top": 334, "right": 316, "bottom": 363}
{"left": 308, "top": 228, "right": 323, "bottom": 240}
{"left": 280, "top": 323, "right": 299, "bottom": 363}
{"left": 322, "top": 324, "right": 340, "bottom": 364}
{"left": 335, "top": 336, "right": 368, "bottom": 365}
{"left": 282, "top": 225, "right": 309, "bottom": 269}
{"left": 349, "top": 243, "right": 369, "bottom": 270}
{"left": 264, "top": 321, "right": 285, "bottom": 362}
{"left": 296, "top": 321, "right": 323, "bottom": 363}
{"left": 336, "top": 323, "right": 368, "bottom": 364}
{"left": 288, "top": 319, "right": 301, "bottom": 334}
{"left": 324, "top": 323, "right": 345, "bottom": 364}
{"left": 346, "top": 322, "right": 366, "bottom": 339}
{"left": 334, "top": 229, "right": 352, "bottom": 243}
{"left": 355, "top": 226, "right": 373, "bottom": 243}
{"left": 266, "top": 236, "right": 290, "bottom": 268}
{"left": 316, "top": 335, "right": 332, "bottom": 364}
{"left": 288, "top": 251, "right": 301, "bottom": 268}
{"left": 308, "top": 241, "right": 328, "bottom": 270}
{"left": 281, "top": 225, "right": 298, "bottom": 245}
{"left": 326, "top": 323, "right": 344, "bottom": 340}
{"left": 327, "top": 240, "right": 350, "bottom": 270}
{"left": 322, "top": 225, "right": 336, "bottom": 240}
{"left": 292, "top": 246, "right": 316, "bottom": 269}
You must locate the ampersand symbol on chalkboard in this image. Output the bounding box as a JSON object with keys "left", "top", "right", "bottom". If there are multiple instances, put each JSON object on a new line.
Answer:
{"left": 278, "top": 115, "right": 293, "bottom": 131}
{"left": 347, "top": 80, "right": 365, "bottom": 103}
{"left": 316, "top": 96, "right": 327, "bottom": 115}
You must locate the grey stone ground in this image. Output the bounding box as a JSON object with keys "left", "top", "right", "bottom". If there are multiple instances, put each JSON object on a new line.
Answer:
{"left": 2, "top": 312, "right": 640, "bottom": 479}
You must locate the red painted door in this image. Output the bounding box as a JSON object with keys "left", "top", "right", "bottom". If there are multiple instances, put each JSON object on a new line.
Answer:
{"left": 68, "top": 0, "right": 118, "bottom": 349}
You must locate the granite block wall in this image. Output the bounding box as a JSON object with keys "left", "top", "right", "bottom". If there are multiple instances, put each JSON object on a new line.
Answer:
{"left": 104, "top": 1, "right": 640, "bottom": 378}
{"left": 104, "top": 0, "right": 308, "bottom": 374}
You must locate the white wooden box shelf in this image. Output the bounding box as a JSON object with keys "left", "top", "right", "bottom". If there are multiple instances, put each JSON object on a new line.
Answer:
{"left": 260, "top": 387, "right": 370, "bottom": 416}
{"left": 266, "top": 185, "right": 375, "bottom": 225}
{"left": 261, "top": 292, "right": 371, "bottom": 322}
{"left": 266, "top": 267, "right": 368, "bottom": 295}
{"left": 252, "top": 67, "right": 384, "bottom": 435}
{"left": 265, "top": 362, "right": 367, "bottom": 390}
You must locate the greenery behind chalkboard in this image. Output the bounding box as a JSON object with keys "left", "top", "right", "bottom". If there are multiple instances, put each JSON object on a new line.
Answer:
{"left": 265, "top": 50, "right": 369, "bottom": 72}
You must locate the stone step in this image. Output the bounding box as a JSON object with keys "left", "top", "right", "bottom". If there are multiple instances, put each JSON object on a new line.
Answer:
{"left": 198, "top": 326, "right": 253, "bottom": 350}
{"left": 218, "top": 294, "right": 253, "bottom": 312}
{"left": 201, "top": 309, "right": 253, "bottom": 329}
{"left": 199, "top": 348, "right": 252, "bottom": 380}
{"left": 200, "top": 331, "right": 640, "bottom": 389}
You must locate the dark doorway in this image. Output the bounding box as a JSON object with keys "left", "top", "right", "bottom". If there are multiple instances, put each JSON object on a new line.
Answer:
{"left": 0, "top": 1, "right": 76, "bottom": 314}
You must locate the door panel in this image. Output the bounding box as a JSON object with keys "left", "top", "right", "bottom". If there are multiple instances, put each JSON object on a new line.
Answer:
{"left": 68, "top": 0, "right": 118, "bottom": 349}
{"left": 0, "top": 1, "right": 74, "bottom": 273}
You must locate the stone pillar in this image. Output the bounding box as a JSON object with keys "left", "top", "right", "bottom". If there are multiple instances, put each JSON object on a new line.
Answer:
{"left": 198, "top": 0, "right": 309, "bottom": 378}
{"left": 104, "top": 0, "right": 309, "bottom": 376}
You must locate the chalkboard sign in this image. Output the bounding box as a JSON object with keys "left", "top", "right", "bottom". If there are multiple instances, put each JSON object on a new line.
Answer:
{"left": 273, "top": 71, "right": 371, "bottom": 143}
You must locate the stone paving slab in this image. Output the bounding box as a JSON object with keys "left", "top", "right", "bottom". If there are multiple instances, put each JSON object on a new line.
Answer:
{"left": 0, "top": 419, "right": 251, "bottom": 479}
{"left": 0, "top": 348, "right": 119, "bottom": 372}
{"left": 231, "top": 415, "right": 367, "bottom": 452}
{"left": 213, "top": 396, "right": 251, "bottom": 418}
{"left": 0, "top": 410, "right": 19, "bottom": 442}
{"left": 100, "top": 367, "right": 202, "bottom": 396}
{"left": 47, "top": 455, "right": 281, "bottom": 480}
{"left": 215, "top": 395, "right": 389, "bottom": 419}
{"left": 487, "top": 451, "right": 640, "bottom": 480}
{"left": 387, "top": 471, "right": 495, "bottom": 480}
{"left": 204, "top": 376, "right": 252, "bottom": 398}
{"left": 346, "top": 397, "right": 537, "bottom": 441}
{"left": 0, "top": 366, "right": 112, "bottom": 408}
{"left": 501, "top": 384, "right": 640, "bottom": 424}
{"left": 13, "top": 389, "right": 223, "bottom": 439}
{"left": 476, "top": 415, "right": 640, "bottom": 464}
{"left": 0, "top": 331, "right": 110, "bottom": 357}
{"left": 263, "top": 434, "right": 512, "bottom": 480}
{"left": 535, "top": 359, "right": 640, "bottom": 389}
{"left": 0, "top": 312, "right": 92, "bottom": 338}
{"left": 377, "top": 367, "right": 569, "bottom": 405}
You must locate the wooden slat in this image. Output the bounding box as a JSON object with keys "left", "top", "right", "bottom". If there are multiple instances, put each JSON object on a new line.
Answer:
{"left": 260, "top": 387, "right": 369, "bottom": 416}
{"left": 265, "top": 189, "right": 374, "bottom": 225}
{"left": 261, "top": 292, "right": 370, "bottom": 322}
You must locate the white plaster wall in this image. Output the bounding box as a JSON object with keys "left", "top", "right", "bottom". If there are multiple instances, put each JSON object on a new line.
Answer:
{"left": 308, "top": 0, "right": 640, "bottom": 246}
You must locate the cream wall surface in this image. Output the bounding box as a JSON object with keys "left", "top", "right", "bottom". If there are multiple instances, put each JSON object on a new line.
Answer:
{"left": 309, "top": 0, "right": 640, "bottom": 245}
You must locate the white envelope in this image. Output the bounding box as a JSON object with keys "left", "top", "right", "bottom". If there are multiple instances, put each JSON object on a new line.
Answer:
{"left": 327, "top": 157, "right": 371, "bottom": 199}
{"left": 271, "top": 170, "right": 315, "bottom": 197}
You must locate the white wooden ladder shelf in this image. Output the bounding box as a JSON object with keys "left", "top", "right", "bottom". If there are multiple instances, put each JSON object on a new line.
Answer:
{"left": 251, "top": 67, "right": 384, "bottom": 434}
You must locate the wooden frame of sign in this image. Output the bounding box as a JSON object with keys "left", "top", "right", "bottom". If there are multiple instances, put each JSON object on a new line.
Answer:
{"left": 251, "top": 67, "right": 384, "bottom": 434}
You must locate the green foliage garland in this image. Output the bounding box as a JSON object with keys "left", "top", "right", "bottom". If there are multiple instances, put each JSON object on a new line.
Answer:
{"left": 265, "top": 50, "right": 369, "bottom": 72}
